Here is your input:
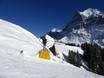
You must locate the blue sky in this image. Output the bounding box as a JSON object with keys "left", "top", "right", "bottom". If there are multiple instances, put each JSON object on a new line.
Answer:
{"left": 0, "top": 0, "right": 104, "bottom": 37}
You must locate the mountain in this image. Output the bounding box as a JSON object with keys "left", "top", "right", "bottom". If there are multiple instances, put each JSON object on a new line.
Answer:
{"left": 0, "top": 19, "right": 103, "bottom": 78}
{"left": 47, "top": 28, "right": 63, "bottom": 40}
{"left": 48, "top": 8, "right": 104, "bottom": 47}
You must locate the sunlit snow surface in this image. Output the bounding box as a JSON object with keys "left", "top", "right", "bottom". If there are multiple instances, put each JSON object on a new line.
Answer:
{"left": 0, "top": 19, "right": 103, "bottom": 78}
{"left": 79, "top": 8, "right": 102, "bottom": 17}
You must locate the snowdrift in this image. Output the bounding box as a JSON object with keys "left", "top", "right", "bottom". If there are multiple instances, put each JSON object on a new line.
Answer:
{"left": 0, "top": 19, "right": 42, "bottom": 57}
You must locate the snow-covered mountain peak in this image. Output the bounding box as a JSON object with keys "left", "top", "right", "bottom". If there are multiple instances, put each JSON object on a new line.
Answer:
{"left": 79, "top": 8, "right": 102, "bottom": 17}
{"left": 51, "top": 28, "right": 62, "bottom": 32}
{"left": 47, "top": 8, "right": 104, "bottom": 47}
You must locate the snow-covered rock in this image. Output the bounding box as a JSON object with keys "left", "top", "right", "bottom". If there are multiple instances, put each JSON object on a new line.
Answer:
{"left": 51, "top": 28, "right": 62, "bottom": 32}
{"left": 79, "top": 8, "right": 102, "bottom": 17}
{"left": 45, "top": 35, "right": 55, "bottom": 48}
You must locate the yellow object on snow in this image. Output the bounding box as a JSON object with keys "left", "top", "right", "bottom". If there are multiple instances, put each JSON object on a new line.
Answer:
{"left": 39, "top": 49, "right": 50, "bottom": 60}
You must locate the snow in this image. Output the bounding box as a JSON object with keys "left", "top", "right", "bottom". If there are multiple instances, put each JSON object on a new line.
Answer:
{"left": 55, "top": 42, "right": 84, "bottom": 56}
{"left": 51, "top": 8, "right": 104, "bottom": 47}
{"left": 45, "top": 35, "right": 55, "bottom": 48}
{"left": 59, "top": 36, "right": 70, "bottom": 44}
{"left": 59, "top": 28, "right": 91, "bottom": 45}
{"left": 51, "top": 28, "right": 62, "bottom": 32}
{"left": 0, "top": 19, "right": 103, "bottom": 78}
{"left": 79, "top": 8, "right": 101, "bottom": 17}
{"left": 0, "top": 19, "right": 42, "bottom": 57}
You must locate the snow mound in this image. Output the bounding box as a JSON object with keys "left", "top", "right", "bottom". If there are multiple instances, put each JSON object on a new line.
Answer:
{"left": 0, "top": 19, "right": 42, "bottom": 57}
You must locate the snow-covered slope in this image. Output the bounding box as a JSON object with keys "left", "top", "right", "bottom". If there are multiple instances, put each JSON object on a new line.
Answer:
{"left": 0, "top": 19, "right": 103, "bottom": 78}
{"left": 0, "top": 19, "right": 43, "bottom": 58}
{"left": 0, "top": 49, "right": 103, "bottom": 78}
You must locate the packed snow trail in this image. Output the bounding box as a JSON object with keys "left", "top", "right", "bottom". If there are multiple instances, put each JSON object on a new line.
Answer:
{"left": 0, "top": 19, "right": 103, "bottom": 78}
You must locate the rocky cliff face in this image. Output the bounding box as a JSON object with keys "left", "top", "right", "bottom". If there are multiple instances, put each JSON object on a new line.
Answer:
{"left": 48, "top": 8, "right": 104, "bottom": 47}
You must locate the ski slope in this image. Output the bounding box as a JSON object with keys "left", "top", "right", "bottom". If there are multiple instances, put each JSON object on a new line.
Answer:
{"left": 0, "top": 19, "right": 103, "bottom": 78}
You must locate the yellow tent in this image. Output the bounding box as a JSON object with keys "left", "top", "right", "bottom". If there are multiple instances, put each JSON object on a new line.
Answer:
{"left": 39, "top": 49, "right": 50, "bottom": 60}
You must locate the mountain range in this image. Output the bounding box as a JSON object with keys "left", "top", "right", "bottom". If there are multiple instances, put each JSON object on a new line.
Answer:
{"left": 48, "top": 8, "right": 104, "bottom": 47}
